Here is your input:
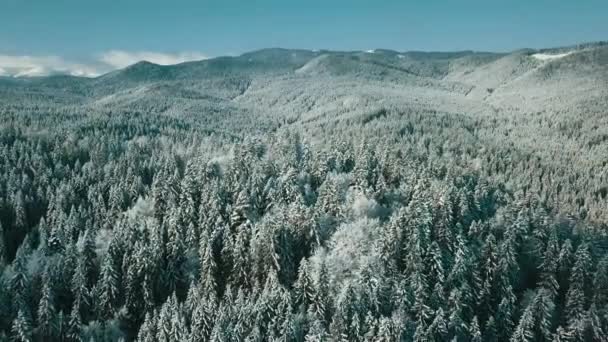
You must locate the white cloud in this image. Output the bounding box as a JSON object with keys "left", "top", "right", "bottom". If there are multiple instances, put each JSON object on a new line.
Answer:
{"left": 0, "top": 50, "right": 208, "bottom": 78}
{"left": 0, "top": 54, "right": 103, "bottom": 77}
{"left": 99, "top": 50, "right": 208, "bottom": 69}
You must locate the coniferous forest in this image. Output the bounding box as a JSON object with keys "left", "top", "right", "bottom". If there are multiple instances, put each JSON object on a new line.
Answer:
{"left": 1, "top": 45, "right": 608, "bottom": 341}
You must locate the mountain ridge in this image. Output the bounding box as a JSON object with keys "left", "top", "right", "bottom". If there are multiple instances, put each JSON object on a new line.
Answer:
{"left": 2, "top": 41, "right": 605, "bottom": 82}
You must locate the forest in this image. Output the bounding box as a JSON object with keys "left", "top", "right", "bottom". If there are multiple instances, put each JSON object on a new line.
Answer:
{"left": 0, "top": 45, "right": 608, "bottom": 341}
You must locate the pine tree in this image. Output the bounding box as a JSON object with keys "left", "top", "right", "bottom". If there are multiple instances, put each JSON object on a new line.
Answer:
{"left": 447, "top": 234, "right": 470, "bottom": 290}
{"left": 37, "top": 275, "right": 57, "bottom": 340}
{"left": 13, "top": 191, "right": 27, "bottom": 230}
{"left": 274, "top": 300, "right": 295, "bottom": 342}
{"left": 484, "top": 316, "right": 498, "bottom": 342}
{"left": 256, "top": 270, "right": 289, "bottom": 338}
{"left": 165, "top": 212, "right": 188, "bottom": 298}
{"left": 511, "top": 303, "right": 535, "bottom": 342}
{"left": 377, "top": 218, "right": 401, "bottom": 272}
{"left": 305, "top": 319, "right": 328, "bottom": 342}
{"left": 539, "top": 229, "right": 560, "bottom": 297}
{"left": 47, "top": 223, "right": 66, "bottom": 256}
{"left": 317, "top": 177, "right": 342, "bottom": 221}
{"left": 169, "top": 299, "right": 188, "bottom": 342}
{"left": 329, "top": 283, "right": 358, "bottom": 341}
{"left": 0, "top": 222, "right": 6, "bottom": 267}
{"left": 553, "top": 326, "right": 573, "bottom": 342}
{"left": 557, "top": 239, "right": 574, "bottom": 295}
{"left": 272, "top": 222, "right": 297, "bottom": 287}
{"left": 156, "top": 296, "right": 174, "bottom": 342}
{"left": 190, "top": 299, "right": 216, "bottom": 342}
{"left": 152, "top": 165, "right": 172, "bottom": 225}
{"left": 80, "top": 229, "right": 99, "bottom": 288}
{"left": 479, "top": 232, "right": 499, "bottom": 317}
{"left": 310, "top": 261, "right": 331, "bottom": 324}
{"left": 11, "top": 248, "right": 30, "bottom": 308}
{"left": 435, "top": 186, "right": 456, "bottom": 253}
{"left": 587, "top": 303, "right": 605, "bottom": 341}
{"left": 535, "top": 290, "right": 556, "bottom": 341}
{"left": 294, "top": 259, "right": 315, "bottom": 311}
{"left": 496, "top": 294, "right": 515, "bottom": 341}
{"left": 427, "top": 308, "right": 448, "bottom": 341}
{"left": 136, "top": 311, "right": 158, "bottom": 342}
{"left": 219, "top": 229, "right": 235, "bottom": 296}
{"left": 71, "top": 257, "right": 90, "bottom": 320}
{"left": 123, "top": 251, "right": 146, "bottom": 322}
{"left": 231, "top": 189, "right": 251, "bottom": 229}
{"left": 353, "top": 140, "right": 374, "bottom": 189}
{"left": 413, "top": 319, "right": 431, "bottom": 342}
{"left": 97, "top": 252, "right": 120, "bottom": 320}
{"left": 412, "top": 270, "right": 432, "bottom": 324}
{"left": 428, "top": 241, "right": 445, "bottom": 290}
{"left": 567, "top": 311, "right": 590, "bottom": 342}
{"left": 66, "top": 302, "right": 82, "bottom": 342}
{"left": 230, "top": 226, "right": 252, "bottom": 290}
{"left": 199, "top": 241, "right": 219, "bottom": 301}
{"left": 469, "top": 316, "right": 482, "bottom": 342}
{"left": 592, "top": 255, "right": 608, "bottom": 308}
{"left": 565, "top": 244, "right": 592, "bottom": 325}
{"left": 447, "top": 288, "right": 468, "bottom": 341}
{"left": 12, "top": 309, "right": 33, "bottom": 342}
{"left": 497, "top": 233, "right": 520, "bottom": 298}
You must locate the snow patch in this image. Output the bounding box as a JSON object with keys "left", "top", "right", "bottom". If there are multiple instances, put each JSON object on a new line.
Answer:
{"left": 311, "top": 218, "right": 380, "bottom": 287}
{"left": 532, "top": 52, "right": 573, "bottom": 61}
{"left": 295, "top": 54, "right": 329, "bottom": 74}
{"left": 125, "top": 196, "right": 155, "bottom": 220}
{"left": 348, "top": 190, "right": 387, "bottom": 219}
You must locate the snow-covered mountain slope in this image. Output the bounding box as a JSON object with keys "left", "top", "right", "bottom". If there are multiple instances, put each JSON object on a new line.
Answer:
{"left": 1, "top": 42, "right": 606, "bottom": 169}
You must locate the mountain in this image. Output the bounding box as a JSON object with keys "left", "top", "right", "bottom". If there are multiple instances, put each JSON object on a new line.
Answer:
{"left": 1, "top": 42, "right": 606, "bottom": 162}
{"left": 2, "top": 41, "right": 605, "bottom": 188}
{"left": 2, "top": 42, "right": 608, "bottom": 341}
{"left": 5, "top": 43, "right": 605, "bottom": 107}
{"left": 2, "top": 42, "right": 606, "bottom": 155}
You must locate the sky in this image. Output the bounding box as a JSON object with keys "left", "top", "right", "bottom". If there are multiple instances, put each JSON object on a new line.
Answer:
{"left": 0, "top": 0, "right": 606, "bottom": 77}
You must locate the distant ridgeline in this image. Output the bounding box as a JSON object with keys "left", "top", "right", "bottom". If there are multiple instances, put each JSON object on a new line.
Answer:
{"left": 0, "top": 43, "right": 607, "bottom": 341}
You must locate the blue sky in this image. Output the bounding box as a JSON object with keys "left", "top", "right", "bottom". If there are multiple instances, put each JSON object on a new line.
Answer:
{"left": 0, "top": 0, "right": 606, "bottom": 76}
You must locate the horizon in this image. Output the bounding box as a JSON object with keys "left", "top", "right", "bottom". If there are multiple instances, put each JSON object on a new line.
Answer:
{"left": 1, "top": 40, "right": 605, "bottom": 80}
{"left": 2, "top": 0, "right": 607, "bottom": 77}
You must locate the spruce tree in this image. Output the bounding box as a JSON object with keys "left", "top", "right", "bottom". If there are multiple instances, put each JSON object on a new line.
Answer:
{"left": 12, "top": 309, "right": 32, "bottom": 342}
{"left": 36, "top": 275, "right": 57, "bottom": 340}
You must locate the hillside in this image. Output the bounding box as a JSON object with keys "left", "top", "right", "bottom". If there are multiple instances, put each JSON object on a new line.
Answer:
{"left": 0, "top": 42, "right": 607, "bottom": 341}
